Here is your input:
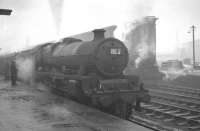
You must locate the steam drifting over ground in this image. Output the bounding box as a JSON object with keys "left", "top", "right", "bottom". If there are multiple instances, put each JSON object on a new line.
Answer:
{"left": 16, "top": 57, "right": 35, "bottom": 83}
{"left": 160, "top": 68, "right": 187, "bottom": 80}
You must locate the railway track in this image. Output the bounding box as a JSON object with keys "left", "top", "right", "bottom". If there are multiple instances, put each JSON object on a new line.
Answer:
{"left": 149, "top": 91, "right": 200, "bottom": 106}
{"left": 129, "top": 82, "right": 200, "bottom": 131}
{"left": 147, "top": 83, "right": 200, "bottom": 98}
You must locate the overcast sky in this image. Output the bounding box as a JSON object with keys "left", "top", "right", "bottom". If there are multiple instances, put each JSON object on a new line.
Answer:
{"left": 0, "top": 0, "right": 200, "bottom": 54}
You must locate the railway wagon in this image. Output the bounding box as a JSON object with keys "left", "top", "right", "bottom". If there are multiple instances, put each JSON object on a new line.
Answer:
{"left": 0, "top": 29, "right": 150, "bottom": 119}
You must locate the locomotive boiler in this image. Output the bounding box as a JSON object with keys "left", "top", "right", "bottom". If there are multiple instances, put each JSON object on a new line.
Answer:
{"left": 0, "top": 28, "right": 150, "bottom": 119}
{"left": 41, "top": 29, "right": 128, "bottom": 77}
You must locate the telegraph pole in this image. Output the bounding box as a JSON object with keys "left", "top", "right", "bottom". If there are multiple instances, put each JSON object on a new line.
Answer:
{"left": 191, "top": 25, "right": 196, "bottom": 68}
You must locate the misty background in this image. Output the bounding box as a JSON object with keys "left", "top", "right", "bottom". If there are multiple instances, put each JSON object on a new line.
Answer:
{"left": 0, "top": 0, "right": 200, "bottom": 63}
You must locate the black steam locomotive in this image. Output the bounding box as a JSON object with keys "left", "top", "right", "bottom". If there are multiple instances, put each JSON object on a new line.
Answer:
{"left": 0, "top": 29, "right": 150, "bottom": 119}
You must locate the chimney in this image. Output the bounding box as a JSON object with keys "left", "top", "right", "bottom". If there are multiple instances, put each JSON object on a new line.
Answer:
{"left": 143, "top": 16, "right": 158, "bottom": 24}
{"left": 92, "top": 29, "right": 105, "bottom": 41}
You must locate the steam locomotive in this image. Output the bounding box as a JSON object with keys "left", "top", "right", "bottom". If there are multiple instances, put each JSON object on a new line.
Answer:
{"left": 0, "top": 29, "right": 150, "bottom": 119}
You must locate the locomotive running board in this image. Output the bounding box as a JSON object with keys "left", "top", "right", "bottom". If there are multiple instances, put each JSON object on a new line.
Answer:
{"left": 36, "top": 71, "right": 92, "bottom": 80}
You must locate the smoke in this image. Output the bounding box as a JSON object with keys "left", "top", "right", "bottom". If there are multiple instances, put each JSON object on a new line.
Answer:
{"left": 118, "top": 16, "right": 166, "bottom": 81}
{"left": 135, "top": 42, "right": 151, "bottom": 68}
{"left": 48, "top": 0, "right": 64, "bottom": 36}
{"left": 115, "top": 0, "right": 155, "bottom": 41}
{"left": 159, "top": 62, "right": 193, "bottom": 81}
{"left": 115, "top": 23, "right": 135, "bottom": 46}
{"left": 121, "top": 18, "right": 157, "bottom": 69}
{"left": 16, "top": 57, "right": 35, "bottom": 83}
{"left": 160, "top": 68, "right": 187, "bottom": 81}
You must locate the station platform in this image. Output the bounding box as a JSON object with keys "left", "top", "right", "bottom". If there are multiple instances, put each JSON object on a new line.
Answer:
{"left": 0, "top": 80, "right": 152, "bottom": 131}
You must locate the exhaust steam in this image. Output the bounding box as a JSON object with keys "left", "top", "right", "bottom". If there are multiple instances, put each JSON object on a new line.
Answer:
{"left": 16, "top": 57, "right": 35, "bottom": 84}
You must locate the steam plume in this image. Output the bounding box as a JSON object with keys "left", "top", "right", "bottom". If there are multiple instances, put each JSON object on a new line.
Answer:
{"left": 135, "top": 42, "right": 152, "bottom": 68}
{"left": 124, "top": 17, "right": 157, "bottom": 69}
{"left": 161, "top": 68, "right": 187, "bottom": 81}
{"left": 48, "top": 0, "right": 64, "bottom": 36}
{"left": 16, "top": 57, "right": 35, "bottom": 84}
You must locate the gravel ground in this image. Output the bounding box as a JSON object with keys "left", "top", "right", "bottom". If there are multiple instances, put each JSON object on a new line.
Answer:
{"left": 0, "top": 80, "right": 151, "bottom": 131}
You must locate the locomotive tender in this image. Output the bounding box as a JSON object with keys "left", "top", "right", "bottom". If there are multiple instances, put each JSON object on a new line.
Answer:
{"left": 0, "top": 28, "right": 150, "bottom": 119}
